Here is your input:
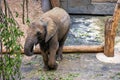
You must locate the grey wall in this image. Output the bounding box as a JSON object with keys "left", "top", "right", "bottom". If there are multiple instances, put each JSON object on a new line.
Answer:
{"left": 60, "top": 0, "right": 117, "bottom": 15}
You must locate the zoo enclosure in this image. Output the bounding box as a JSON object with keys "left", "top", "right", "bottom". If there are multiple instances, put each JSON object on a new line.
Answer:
{"left": 41, "top": 0, "right": 120, "bottom": 57}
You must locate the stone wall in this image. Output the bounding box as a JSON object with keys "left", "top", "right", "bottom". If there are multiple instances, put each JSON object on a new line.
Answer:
{"left": 60, "top": 0, "right": 117, "bottom": 15}
{"left": 92, "top": 0, "right": 117, "bottom": 2}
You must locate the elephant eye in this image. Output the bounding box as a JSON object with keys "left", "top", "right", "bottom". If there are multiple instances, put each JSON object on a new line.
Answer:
{"left": 36, "top": 31, "right": 41, "bottom": 35}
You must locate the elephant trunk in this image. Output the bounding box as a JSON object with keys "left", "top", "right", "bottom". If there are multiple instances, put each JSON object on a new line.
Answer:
{"left": 24, "top": 37, "right": 35, "bottom": 56}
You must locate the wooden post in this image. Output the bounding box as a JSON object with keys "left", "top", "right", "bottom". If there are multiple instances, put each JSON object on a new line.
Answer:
{"left": 104, "top": 0, "right": 120, "bottom": 57}
{"left": 50, "top": 0, "right": 60, "bottom": 7}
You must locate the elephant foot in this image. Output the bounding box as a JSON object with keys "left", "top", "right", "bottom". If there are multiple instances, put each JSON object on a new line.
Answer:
{"left": 48, "top": 63, "right": 58, "bottom": 70}
{"left": 56, "top": 54, "right": 63, "bottom": 61}
{"left": 43, "top": 65, "right": 49, "bottom": 71}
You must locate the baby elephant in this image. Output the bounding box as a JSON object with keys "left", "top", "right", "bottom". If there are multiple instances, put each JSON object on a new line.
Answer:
{"left": 24, "top": 7, "right": 70, "bottom": 70}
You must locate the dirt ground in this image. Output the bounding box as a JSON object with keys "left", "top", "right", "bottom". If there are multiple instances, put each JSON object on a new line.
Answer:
{"left": 6, "top": 0, "right": 120, "bottom": 80}
{"left": 21, "top": 53, "right": 120, "bottom": 80}
{"left": 20, "top": 15, "right": 120, "bottom": 80}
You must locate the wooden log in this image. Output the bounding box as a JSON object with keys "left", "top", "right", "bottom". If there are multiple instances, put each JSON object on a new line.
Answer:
{"left": 50, "top": 0, "right": 60, "bottom": 7}
{"left": 2, "top": 45, "right": 104, "bottom": 54}
{"left": 63, "top": 45, "right": 104, "bottom": 53}
{"left": 104, "top": 0, "right": 120, "bottom": 57}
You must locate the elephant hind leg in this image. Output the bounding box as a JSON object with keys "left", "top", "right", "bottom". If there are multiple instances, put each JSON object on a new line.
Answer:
{"left": 56, "top": 33, "right": 68, "bottom": 61}
{"left": 56, "top": 46, "right": 63, "bottom": 61}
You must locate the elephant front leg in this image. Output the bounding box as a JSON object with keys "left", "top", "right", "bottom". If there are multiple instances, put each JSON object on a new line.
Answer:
{"left": 41, "top": 50, "right": 49, "bottom": 71}
{"left": 48, "top": 42, "right": 59, "bottom": 70}
{"left": 48, "top": 50, "right": 58, "bottom": 70}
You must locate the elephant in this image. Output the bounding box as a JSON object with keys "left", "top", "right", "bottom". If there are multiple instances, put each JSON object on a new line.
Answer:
{"left": 24, "top": 7, "right": 71, "bottom": 70}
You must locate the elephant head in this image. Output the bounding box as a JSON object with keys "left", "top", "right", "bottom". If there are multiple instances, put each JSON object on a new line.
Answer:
{"left": 24, "top": 17, "right": 57, "bottom": 56}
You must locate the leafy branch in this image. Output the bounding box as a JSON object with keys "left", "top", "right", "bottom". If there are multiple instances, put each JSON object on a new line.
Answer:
{"left": 0, "top": 0, "right": 23, "bottom": 80}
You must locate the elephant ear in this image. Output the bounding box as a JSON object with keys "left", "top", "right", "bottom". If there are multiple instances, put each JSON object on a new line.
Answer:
{"left": 45, "top": 17, "right": 57, "bottom": 42}
{"left": 39, "top": 17, "right": 57, "bottom": 42}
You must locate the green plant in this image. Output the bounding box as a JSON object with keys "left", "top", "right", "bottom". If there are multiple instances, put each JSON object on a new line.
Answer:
{"left": 0, "top": 0, "right": 23, "bottom": 80}
{"left": 0, "top": 17, "right": 23, "bottom": 80}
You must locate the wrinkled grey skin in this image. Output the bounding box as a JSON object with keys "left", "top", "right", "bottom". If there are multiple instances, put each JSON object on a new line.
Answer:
{"left": 24, "top": 7, "right": 70, "bottom": 70}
